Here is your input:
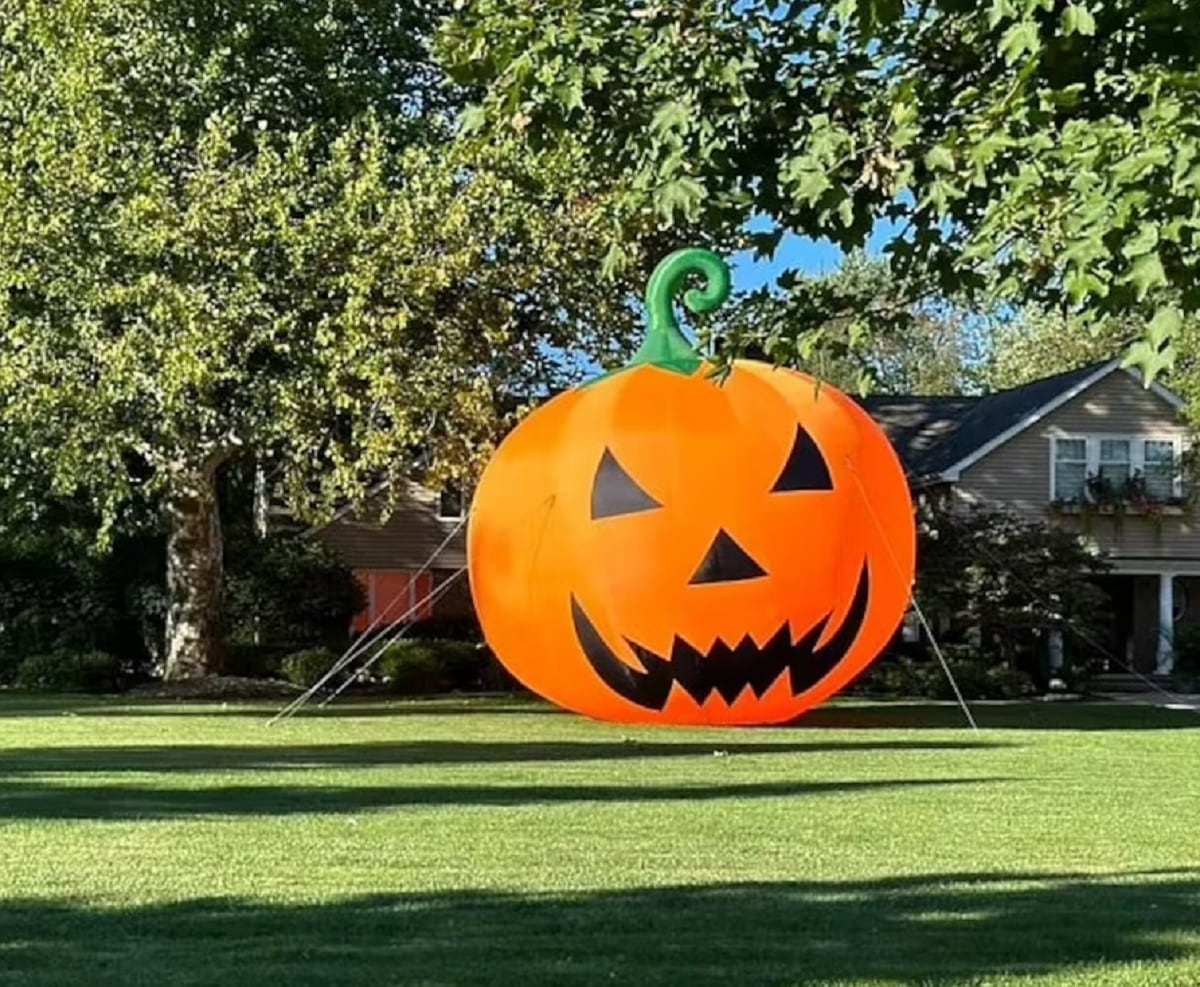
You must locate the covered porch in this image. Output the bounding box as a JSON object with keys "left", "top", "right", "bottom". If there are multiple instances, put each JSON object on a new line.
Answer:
{"left": 1088, "top": 570, "right": 1200, "bottom": 675}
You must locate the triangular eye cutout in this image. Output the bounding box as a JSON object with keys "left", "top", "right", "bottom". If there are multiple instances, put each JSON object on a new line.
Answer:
{"left": 591, "top": 449, "right": 663, "bottom": 520}
{"left": 771, "top": 425, "right": 833, "bottom": 492}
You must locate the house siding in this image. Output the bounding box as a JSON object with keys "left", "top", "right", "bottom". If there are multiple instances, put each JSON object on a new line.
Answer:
{"left": 956, "top": 368, "right": 1200, "bottom": 574}
{"left": 314, "top": 481, "right": 467, "bottom": 571}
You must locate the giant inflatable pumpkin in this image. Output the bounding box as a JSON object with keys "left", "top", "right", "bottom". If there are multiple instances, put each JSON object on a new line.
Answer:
{"left": 467, "top": 248, "right": 915, "bottom": 725}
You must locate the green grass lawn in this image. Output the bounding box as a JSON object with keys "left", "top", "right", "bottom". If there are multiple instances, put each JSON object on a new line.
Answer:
{"left": 1, "top": 694, "right": 1198, "bottom": 986}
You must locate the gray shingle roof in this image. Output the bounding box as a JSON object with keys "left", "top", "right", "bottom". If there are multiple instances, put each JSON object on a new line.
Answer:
{"left": 859, "top": 361, "right": 1113, "bottom": 479}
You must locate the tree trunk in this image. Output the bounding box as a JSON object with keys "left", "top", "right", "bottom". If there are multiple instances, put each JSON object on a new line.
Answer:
{"left": 164, "top": 465, "right": 224, "bottom": 680}
{"left": 252, "top": 457, "right": 268, "bottom": 645}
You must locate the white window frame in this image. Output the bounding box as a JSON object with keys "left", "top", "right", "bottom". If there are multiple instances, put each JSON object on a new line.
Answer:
{"left": 1051, "top": 437, "right": 1089, "bottom": 502}
{"left": 1049, "top": 433, "right": 1185, "bottom": 503}
{"left": 436, "top": 485, "right": 469, "bottom": 521}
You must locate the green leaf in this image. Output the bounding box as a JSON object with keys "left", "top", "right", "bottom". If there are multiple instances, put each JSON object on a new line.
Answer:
{"left": 459, "top": 105, "right": 487, "bottom": 135}
{"left": 923, "top": 178, "right": 961, "bottom": 215}
{"left": 1177, "top": 163, "right": 1200, "bottom": 191}
{"left": 650, "top": 100, "right": 689, "bottom": 137}
{"left": 988, "top": 0, "right": 1018, "bottom": 29}
{"left": 552, "top": 79, "right": 584, "bottom": 112}
{"left": 791, "top": 169, "right": 831, "bottom": 205}
{"left": 1121, "top": 222, "right": 1159, "bottom": 259}
{"left": 1065, "top": 269, "right": 1107, "bottom": 304}
{"left": 924, "top": 145, "right": 955, "bottom": 172}
{"left": 837, "top": 196, "right": 856, "bottom": 228}
{"left": 1126, "top": 251, "right": 1167, "bottom": 299}
{"left": 999, "top": 20, "right": 1041, "bottom": 64}
{"left": 1121, "top": 340, "right": 1176, "bottom": 386}
{"left": 654, "top": 176, "right": 705, "bottom": 223}
{"left": 1061, "top": 4, "right": 1096, "bottom": 36}
{"left": 1146, "top": 306, "right": 1182, "bottom": 347}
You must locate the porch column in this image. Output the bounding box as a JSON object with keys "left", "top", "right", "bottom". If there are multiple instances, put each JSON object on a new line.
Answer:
{"left": 1048, "top": 629, "right": 1064, "bottom": 673}
{"left": 1157, "top": 572, "right": 1175, "bottom": 675}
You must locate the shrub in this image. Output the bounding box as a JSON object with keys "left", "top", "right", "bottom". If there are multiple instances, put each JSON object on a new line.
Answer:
{"left": 986, "top": 664, "right": 1037, "bottom": 699}
{"left": 367, "top": 638, "right": 520, "bottom": 694}
{"left": 927, "top": 654, "right": 1035, "bottom": 700}
{"left": 852, "top": 656, "right": 928, "bottom": 697}
{"left": 280, "top": 648, "right": 337, "bottom": 688}
{"left": 436, "top": 640, "right": 494, "bottom": 691}
{"left": 224, "top": 535, "right": 363, "bottom": 653}
{"left": 1173, "top": 626, "right": 1200, "bottom": 675}
{"left": 853, "top": 652, "right": 1035, "bottom": 700}
{"left": 375, "top": 640, "right": 447, "bottom": 694}
{"left": 480, "top": 656, "right": 522, "bottom": 693}
{"left": 15, "top": 650, "right": 122, "bottom": 693}
{"left": 222, "top": 642, "right": 290, "bottom": 679}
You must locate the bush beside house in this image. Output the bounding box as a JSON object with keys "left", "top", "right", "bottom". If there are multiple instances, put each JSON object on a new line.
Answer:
{"left": 0, "top": 518, "right": 363, "bottom": 692}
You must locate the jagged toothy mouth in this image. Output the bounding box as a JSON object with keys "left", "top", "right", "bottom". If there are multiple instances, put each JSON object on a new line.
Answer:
{"left": 570, "top": 563, "right": 870, "bottom": 711}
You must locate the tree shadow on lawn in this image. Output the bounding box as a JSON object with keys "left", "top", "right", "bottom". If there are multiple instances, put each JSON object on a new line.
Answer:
{"left": 0, "top": 870, "right": 1196, "bottom": 985}
{"left": 0, "top": 695, "right": 559, "bottom": 720}
{"left": 0, "top": 737, "right": 1009, "bottom": 775}
{"left": 4, "top": 693, "right": 1196, "bottom": 731}
{"left": 0, "top": 776, "right": 1004, "bottom": 821}
{"left": 793, "top": 701, "right": 1200, "bottom": 731}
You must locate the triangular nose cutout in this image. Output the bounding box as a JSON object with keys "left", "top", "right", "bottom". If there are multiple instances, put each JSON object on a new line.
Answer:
{"left": 690, "top": 530, "right": 767, "bottom": 585}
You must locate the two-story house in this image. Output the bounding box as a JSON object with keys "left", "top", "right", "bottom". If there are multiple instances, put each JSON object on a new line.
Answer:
{"left": 865, "top": 359, "right": 1193, "bottom": 674}
{"left": 312, "top": 358, "right": 1195, "bottom": 674}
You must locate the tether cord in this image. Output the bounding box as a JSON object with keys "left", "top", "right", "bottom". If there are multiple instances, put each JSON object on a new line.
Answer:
{"left": 268, "top": 510, "right": 471, "bottom": 725}
{"left": 846, "top": 459, "right": 980, "bottom": 732}
{"left": 268, "top": 493, "right": 557, "bottom": 725}
{"left": 314, "top": 568, "right": 466, "bottom": 708}
{"left": 318, "top": 569, "right": 468, "bottom": 708}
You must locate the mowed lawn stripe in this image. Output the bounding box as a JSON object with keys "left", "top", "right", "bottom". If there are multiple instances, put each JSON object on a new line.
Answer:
{"left": 0, "top": 695, "right": 1196, "bottom": 986}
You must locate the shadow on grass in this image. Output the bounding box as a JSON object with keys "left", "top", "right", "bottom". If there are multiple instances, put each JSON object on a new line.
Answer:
{"left": 0, "top": 776, "right": 1003, "bottom": 821}
{"left": 793, "top": 701, "right": 1200, "bottom": 731}
{"left": 0, "top": 695, "right": 558, "bottom": 720}
{"left": 0, "top": 737, "right": 1010, "bottom": 775}
{"left": 0, "top": 871, "right": 1196, "bottom": 985}
{"left": 2, "top": 695, "right": 1196, "bottom": 730}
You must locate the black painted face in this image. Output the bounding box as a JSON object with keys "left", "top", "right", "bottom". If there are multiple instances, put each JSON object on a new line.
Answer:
{"left": 570, "top": 564, "right": 869, "bottom": 711}
{"left": 572, "top": 423, "right": 867, "bottom": 712}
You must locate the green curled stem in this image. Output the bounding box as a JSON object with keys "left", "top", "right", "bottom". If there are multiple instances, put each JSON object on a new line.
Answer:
{"left": 630, "top": 247, "right": 732, "bottom": 374}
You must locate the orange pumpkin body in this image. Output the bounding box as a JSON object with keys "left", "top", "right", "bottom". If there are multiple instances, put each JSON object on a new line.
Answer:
{"left": 467, "top": 357, "right": 915, "bottom": 726}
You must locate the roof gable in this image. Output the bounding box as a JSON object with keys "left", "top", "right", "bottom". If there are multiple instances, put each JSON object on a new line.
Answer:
{"left": 861, "top": 360, "right": 1186, "bottom": 481}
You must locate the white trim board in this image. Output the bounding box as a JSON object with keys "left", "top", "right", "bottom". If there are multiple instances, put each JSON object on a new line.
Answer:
{"left": 1126, "top": 365, "right": 1186, "bottom": 411}
{"left": 1108, "top": 567, "right": 1200, "bottom": 577}
{"left": 941, "top": 360, "right": 1187, "bottom": 481}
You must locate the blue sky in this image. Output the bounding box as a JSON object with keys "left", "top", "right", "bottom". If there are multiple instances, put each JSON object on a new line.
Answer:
{"left": 728, "top": 218, "right": 905, "bottom": 292}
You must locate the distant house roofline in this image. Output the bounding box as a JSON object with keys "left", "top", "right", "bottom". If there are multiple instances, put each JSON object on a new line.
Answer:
{"left": 859, "top": 359, "right": 1187, "bottom": 483}
{"left": 939, "top": 360, "right": 1120, "bottom": 480}
{"left": 941, "top": 362, "right": 1184, "bottom": 480}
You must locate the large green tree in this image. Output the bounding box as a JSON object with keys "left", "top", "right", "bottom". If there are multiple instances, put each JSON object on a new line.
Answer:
{"left": 0, "top": 1, "right": 652, "bottom": 678}
{"left": 979, "top": 309, "right": 1142, "bottom": 390}
{"left": 441, "top": 0, "right": 1200, "bottom": 384}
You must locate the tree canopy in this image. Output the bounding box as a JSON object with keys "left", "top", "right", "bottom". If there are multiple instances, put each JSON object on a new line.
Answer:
{"left": 715, "top": 253, "right": 985, "bottom": 395}
{"left": 0, "top": 0, "right": 659, "bottom": 676}
{"left": 441, "top": 0, "right": 1200, "bottom": 384}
